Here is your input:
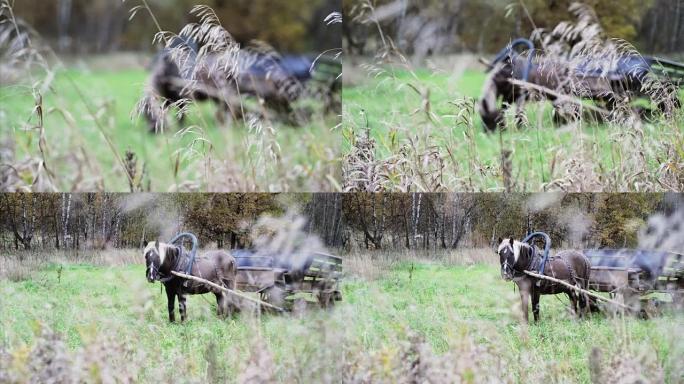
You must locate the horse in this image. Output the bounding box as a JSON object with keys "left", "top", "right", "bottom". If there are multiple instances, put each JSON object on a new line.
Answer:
{"left": 140, "top": 36, "right": 325, "bottom": 132}
{"left": 144, "top": 240, "right": 238, "bottom": 322}
{"left": 497, "top": 237, "right": 592, "bottom": 322}
{"left": 478, "top": 39, "right": 682, "bottom": 132}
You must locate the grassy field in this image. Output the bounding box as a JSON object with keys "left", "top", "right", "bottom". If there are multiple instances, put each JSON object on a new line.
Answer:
{"left": 342, "top": 59, "right": 684, "bottom": 192}
{"left": 1, "top": 252, "right": 681, "bottom": 382}
{"left": 1, "top": 60, "right": 341, "bottom": 192}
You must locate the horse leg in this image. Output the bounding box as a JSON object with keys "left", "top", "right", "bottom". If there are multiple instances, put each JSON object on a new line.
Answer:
{"left": 518, "top": 283, "right": 530, "bottom": 323}
{"left": 568, "top": 291, "right": 578, "bottom": 318}
{"left": 166, "top": 287, "right": 176, "bottom": 322}
{"left": 219, "top": 278, "right": 237, "bottom": 314}
{"left": 552, "top": 99, "right": 581, "bottom": 126}
{"left": 215, "top": 292, "right": 232, "bottom": 318}
{"left": 214, "top": 293, "right": 224, "bottom": 317}
{"left": 581, "top": 293, "right": 589, "bottom": 318}
{"left": 176, "top": 99, "right": 190, "bottom": 126}
{"left": 579, "top": 280, "right": 590, "bottom": 318}
{"left": 221, "top": 293, "right": 233, "bottom": 318}
{"left": 214, "top": 101, "right": 227, "bottom": 125}
{"left": 178, "top": 293, "right": 187, "bottom": 322}
{"left": 532, "top": 288, "right": 541, "bottom": 323}
{"left": 513, "top": 95, "right": 526, "bottom": 128}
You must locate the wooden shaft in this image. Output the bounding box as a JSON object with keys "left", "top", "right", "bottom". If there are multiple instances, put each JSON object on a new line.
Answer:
{"left": 170, "top": 271, "right": 285, "bottom": 312}
{"left": 523, "top": 270, "right": 633, "bottom": 310}
{"left": 508, "top": 78, "right": 610, "bottom": 115}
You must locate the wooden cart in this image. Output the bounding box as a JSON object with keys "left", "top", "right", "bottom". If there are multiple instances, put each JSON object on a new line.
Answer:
{"left": 584, "top": 249, "right": 684, "bottom": 311}
{"left": 233, "top": 250, "right": 343, "bottom": 310}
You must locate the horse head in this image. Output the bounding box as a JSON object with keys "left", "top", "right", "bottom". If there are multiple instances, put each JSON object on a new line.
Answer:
{"left": 497, "top": 237, "right": 517, "bottom": 281}
{"left": 497, "top": 237, "right": 536, "bottom": 281}
{"left": 143, "top": 241, "right": 179, "bottom": 282}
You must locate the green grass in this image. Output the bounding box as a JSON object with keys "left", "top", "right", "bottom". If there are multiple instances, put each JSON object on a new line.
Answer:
{"left": 343, "top": 65, "right": 684, "bottom": 191}
{"left": 1, "top": 65, "right": 340, "bottom": 192}
{"left": 1, "top": 258, "right": 681, "bottom": 382}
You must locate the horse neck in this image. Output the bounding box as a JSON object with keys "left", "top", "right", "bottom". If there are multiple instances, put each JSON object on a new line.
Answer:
{"left": 514, "top": 242, "right": 532, "bottom": 270}
{"left": 159, "top": 244, "right": 180, "bottom": 273}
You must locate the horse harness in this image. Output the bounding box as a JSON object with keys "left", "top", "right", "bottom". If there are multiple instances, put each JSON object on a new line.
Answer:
{"left": 158, "top": 246, "right": 228, "bottom": 293}
{"left": 158, "top": 245, "right": 195, "bottom": 283}
{"left": 514, "top": 245, "right": 580, "bottom": 287}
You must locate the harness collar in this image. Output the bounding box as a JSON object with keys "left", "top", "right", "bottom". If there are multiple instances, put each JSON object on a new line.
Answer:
{"left": 158, "top": 233, "right": 199, "bottom": 283}
{"left": 509, "top": 242, "right": 539, "bottom": 278}
{"left": 157, "top": 245, "right": 188, "bottom": 283}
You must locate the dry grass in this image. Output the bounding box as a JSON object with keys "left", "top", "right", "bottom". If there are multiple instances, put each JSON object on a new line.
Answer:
{"left": 0, "top": 1, "right": 342, "bottom": 192}
{"left": 343, "top": 247, "right": 494, "bottom": 280}
{"left": 1, "top": 206, "right": 683, "bottom": 382}
{"left": 0, "top": 248, "right": 141, "bottom": 281}
{"left": 342, "top": 1, "right": 684, "bottom": 193}
{"left": 1, "top": 250, "right": 681, "bottom": 383}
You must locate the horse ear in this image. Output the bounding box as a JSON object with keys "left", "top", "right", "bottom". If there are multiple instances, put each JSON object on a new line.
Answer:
{"left": 508, "top": 238, "right": 514, "bottom": 246}
{"left": 497, "top": 237, "right": 503, "bottom": 245}
{"left": 155, "top": 240, "right": 159, "bottom": 250}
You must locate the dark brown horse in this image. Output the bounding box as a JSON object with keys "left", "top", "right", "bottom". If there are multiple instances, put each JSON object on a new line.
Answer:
{"left": 140, "top": 37, "right": 311, "bottom": 132}
{"left": 144, "top": 241, "right": 238, "bottom": 322}
{"left": 497, "top": 237, "right": 592, "bottom": 322}
{"left": 478, "top": 41, "right": 682, "bottom": 131}
{"left": 479, "top": 53, "right": 619, "bottom": 131}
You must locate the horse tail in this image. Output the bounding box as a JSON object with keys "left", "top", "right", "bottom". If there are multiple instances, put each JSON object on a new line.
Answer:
{"left": 221, "top": 252, "right": 237, "bottom": 291}
{"left": 582, "top": 253, "right": 592, "bottom": 290}
{"left": 229, "top": 256, "right": 237, "bottom": 290}
{"left": 580, "top": 252, "right": 593, "bottom": 314}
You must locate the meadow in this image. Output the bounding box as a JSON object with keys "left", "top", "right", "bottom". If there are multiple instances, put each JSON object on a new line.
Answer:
{"left": 342, "top": 57, "right": 684, "bottom": 192}
{"left": 0, "top": 56, "right": 341, "bottom": 192}
{"left": 1, "top": 250, "right": 682, "bottom": 383}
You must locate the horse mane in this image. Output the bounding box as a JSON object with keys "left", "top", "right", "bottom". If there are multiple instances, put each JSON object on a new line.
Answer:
{"left": 144, "top": 241, "right": 179, "bottom": 265}
{"left": 498, "top": 239, "right": 533, "bottom": 265}
{"left": 513, "top": 240, "right": 531, "bottom": 263}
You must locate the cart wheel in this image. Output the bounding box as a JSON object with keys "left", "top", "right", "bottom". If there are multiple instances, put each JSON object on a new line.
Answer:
{"left": 674, "top": 293, "right": 684, "bottom": 309}
{"left": 624, "top": 291, "right": 640, "bottom": 314}
{"left": 262, "top": 286, "right": 287, "bottom": 310}
{"left": 317, "top": 291, "right": 335, "bottom": 309}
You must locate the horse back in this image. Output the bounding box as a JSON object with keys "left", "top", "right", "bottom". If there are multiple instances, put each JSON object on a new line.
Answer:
{"left": 552, "top": 249, "right": 592, "bottom": 281}
{"left": 197, "top": 250, "right": 237, "bottom": 277}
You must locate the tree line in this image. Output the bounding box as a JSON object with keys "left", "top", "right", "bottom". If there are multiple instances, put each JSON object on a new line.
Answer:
{"left": 0, "top": 193, "right": 344, "bottom": 251}
{"left": 342, "top": 193, "right": 683, "bottom": 251}
{"left": 344, "top": 0, "right": 684, "bottom": 56}
{"left": 1, "top": 193, "right": 681, "bottom": 253}
{"left": 8, "top": 0, "right": 341, "bottom": 54}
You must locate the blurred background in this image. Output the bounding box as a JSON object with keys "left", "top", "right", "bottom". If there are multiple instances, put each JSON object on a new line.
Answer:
{"left": 344, "top": 0, "right": 684, "bottom": 57}
{"left": 1, "top": 0, "right": 343, "bottom": 193}
{"left": 3, "top": 192, "right": 682, "bottom": 252}
{"left": 11, "top": 0, "right": 341, "bottom": 54}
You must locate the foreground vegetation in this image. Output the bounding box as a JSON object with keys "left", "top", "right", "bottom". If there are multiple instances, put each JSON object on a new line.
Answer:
{"left": 1, "top": 63, "right": 341, "bottom": 192}
{"left": 1, "top": 250, "right": 681, "bottom": 383}
{"left": 342, "top": 62, "right": 684, "bottom": 192}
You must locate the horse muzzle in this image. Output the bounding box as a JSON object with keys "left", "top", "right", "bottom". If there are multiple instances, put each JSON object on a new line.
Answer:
{"left": 146, "top": 268, "right": 157, "bottom": 283}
